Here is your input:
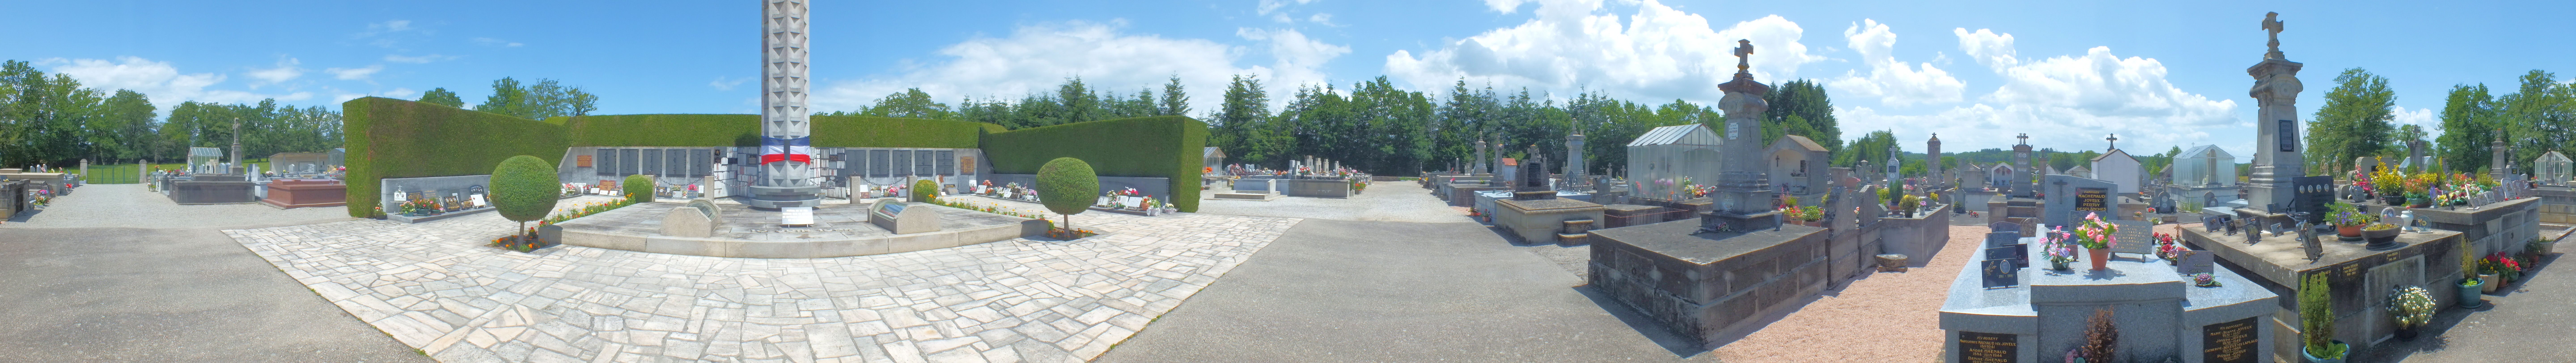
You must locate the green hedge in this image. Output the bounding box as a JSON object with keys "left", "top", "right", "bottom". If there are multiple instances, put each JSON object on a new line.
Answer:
{"left": 981, "top": 116, "right": 1207, "bottom": 212}
{"left": 557, "top": 114, "right": 1003, "bottom": 148}
{"left": 342, "top": 97, "right": 571, "bottom": 217}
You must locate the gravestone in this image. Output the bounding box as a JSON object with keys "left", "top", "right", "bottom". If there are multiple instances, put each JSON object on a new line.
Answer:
{"left": 1984, "top": 231, "right": 2022, "bottom": 248}
{"left": 2039, "top": 175, "right": 2118, "bottom": 228}
{"left": 2173, "top": 249, "right": 2217, "bottom": 275}
{"left": 1985, "top": 243, "right": 2027, "bottom": 269}
{"left": 1979, "top": 259, "right": 2019, "bottom": 288}
{"left": 2109, "top": 220, "right": 2154, "bottom": 256}
{"left": 2288, "top": 175, "right": 2334, "bottom": 218}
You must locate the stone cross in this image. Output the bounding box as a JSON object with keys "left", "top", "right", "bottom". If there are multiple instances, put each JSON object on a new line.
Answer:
{"left": 1733, "top": 39, "right": 1754, "bottom": 71}
{"left": 2262, "top": 12, "right": 2285, "bottom": 59}
{"left": 2105, "top": 134, "right": 2118, "bottom": 150}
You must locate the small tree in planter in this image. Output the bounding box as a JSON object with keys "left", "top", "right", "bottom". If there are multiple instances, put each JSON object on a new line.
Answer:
{"left": 2300, "top": 271, "right": 2345, "bottom": 361}
{"left": 491, "top": 155, "right": 559, "bottom": 247}
{"left": 624, "top": 175, "right": 656, "bottom": 203}
{"left": 2079, "top": 307, "right": 2118, "bottom": 363}
{"left": 1036, "top": 157, "right": 1098, "bottom": 235}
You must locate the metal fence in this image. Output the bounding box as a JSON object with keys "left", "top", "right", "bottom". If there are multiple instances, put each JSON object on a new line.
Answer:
{"left": 82, "top": 166, "right": 142, "bottom": 184}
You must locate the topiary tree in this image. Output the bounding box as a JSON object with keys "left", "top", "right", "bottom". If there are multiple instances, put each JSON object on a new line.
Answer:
{"left": 491, "top": 155, "right": 559, "bottom": 234}
{"left": 1036, "top": 157, "right": 1097, "bottom": 229}
{"left": 2080, "top": 307, "right": 2118, "bottom": 363}
{"left": 913, "top": 179, "right": 940, "bottom": 203}
{"left": 625, "top": 174, "right": 655, "bottom": 203}
{"left": 2301, "top": 271, "right": 2343, "bottom": 360}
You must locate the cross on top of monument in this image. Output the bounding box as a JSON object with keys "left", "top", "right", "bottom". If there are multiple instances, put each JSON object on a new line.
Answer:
{"left": 2017, "top": 133, "right": 2029, "bottom": 145}
{"left": 2262, "top": 12, "right": 2285, "bottom": 59}
{"left": 1733, "top": 39, "right": 1754, "bottom": 71}
{"left": 2106, "top": 133, "right": 2118, "bottom": 150}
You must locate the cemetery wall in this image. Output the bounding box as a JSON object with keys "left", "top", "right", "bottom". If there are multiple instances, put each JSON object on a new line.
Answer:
{"left": 980, "top": 116, "right": 1208, "bottom": 212}
{"left": 343, "top": 97, "right": 572, "bottom": 217}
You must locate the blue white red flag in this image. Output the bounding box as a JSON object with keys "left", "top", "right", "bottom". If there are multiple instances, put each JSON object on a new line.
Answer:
{"left": 761, "top": 136, "right": 813, "bottom": 165}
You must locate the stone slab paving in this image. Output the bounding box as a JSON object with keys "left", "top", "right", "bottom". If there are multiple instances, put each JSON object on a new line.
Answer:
{"left": 224, "top": 203, "right": 1296, "bottom": 363}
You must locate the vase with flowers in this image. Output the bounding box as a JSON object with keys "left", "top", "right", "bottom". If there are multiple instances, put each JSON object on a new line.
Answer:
{"left": 2075, "top": 212, "right": 2118, "bottom": 271}
{"left": 2043, "top": 227, "right": 2079, "bottom": 272}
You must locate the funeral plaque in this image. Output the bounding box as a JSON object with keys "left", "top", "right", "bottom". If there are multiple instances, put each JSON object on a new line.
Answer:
{"left": 2075, "top": 187, "right": 2109, "bottom": 213}
{"left": 1979, "top": 259, "right": 2019, "bottom": 288}
{"left": 2202, "top": 317, "right": 2258, "bottom": 363}
{"left": 1957, "top": 331, "right": 2018, "bottom": 363}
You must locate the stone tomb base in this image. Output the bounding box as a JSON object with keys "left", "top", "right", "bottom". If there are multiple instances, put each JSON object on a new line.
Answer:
{"left": 2180, "top": 223, "right": 2470, "bottom": 362}
{"left": 1587, "top": 219, "right": 1828, "bottom": 349}
{"left": 1943, "top": 233, "right": 2279, "bottom": 363}
{"left": 1494, "top": 198, "right": 1606, "bottom": 243}
{"left": 554, "top": 199, "right": 1045, "bottom": 258}
{"left": 169, "top": 178, "right": 259, "bottom": 205}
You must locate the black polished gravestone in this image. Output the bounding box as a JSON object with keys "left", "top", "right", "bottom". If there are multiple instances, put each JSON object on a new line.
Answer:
{"left": 1984, "top": 231, "right": 2021, "bottom": 248}
{"left": 1979, "top": 258, "right": 2020, "bottom": 288}
{"left": 1984, "top": 244, "right": 2027, "bottom": 269}
{"left": 2287, "top": 175, "right": 2334, "bottom": 218}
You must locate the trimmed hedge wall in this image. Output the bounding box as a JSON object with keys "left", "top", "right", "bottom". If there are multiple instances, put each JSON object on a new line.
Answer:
{"left": 981, "top": 116, "right": 1208, "bottom": 212}
{"left": 557, "top": 114, "right": 1003, "bottom": 148}
{"left": 342, "top": 97, "right": 571, "bottom": 217}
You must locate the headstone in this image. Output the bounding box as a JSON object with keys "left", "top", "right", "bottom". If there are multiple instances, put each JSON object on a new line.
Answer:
{"left": 1692, "top": 39, "right": 1783, "bottom": 233}
{"left": 660, "top": 199, "right": 722, "bottom": 238}
{"left": 2109, "top": 220, "right": 2153, "bottom": 255}
{"left": 1979, "top": 258, "right": 2019, "bottom": 288}
{"left": 867, "top": 199, "right": 940, "bottom": 234}
{"left": 2040, "top": 175, "right": 2118, "bottom": 228}
{"left": 2244, "top": 19, "right": 2307, "bottom": 214}
{"left": 2288, "top": 175, "right": 2333, "bottom": 218}
{"left": 2174, "top": 249, "right": 2216, "bottom": 275}
{"left": 1985, "top": 244, "right": 2027, "bottom": 269}
{"left": 1985, "top": 231, "right": 2022, "bottom": 248}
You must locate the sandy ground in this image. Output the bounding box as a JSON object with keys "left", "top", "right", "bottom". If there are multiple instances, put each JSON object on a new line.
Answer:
{"left": 1699, "top": 224, "right": 1987, "bottom": 361}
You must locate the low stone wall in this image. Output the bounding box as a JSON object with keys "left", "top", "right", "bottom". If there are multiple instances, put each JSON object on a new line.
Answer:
{"left": 1588, "top": 221, "right": 1830, "bottom": 348}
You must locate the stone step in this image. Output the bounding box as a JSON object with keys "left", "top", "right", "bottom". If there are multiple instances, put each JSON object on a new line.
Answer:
{"left": 1556, "top": 233, "right": 1590, "bottom": 243}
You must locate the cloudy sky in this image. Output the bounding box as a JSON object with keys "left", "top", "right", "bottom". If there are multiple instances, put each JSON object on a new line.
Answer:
{"left": 6, "top": 0, "right": 2574, "bottom": 157}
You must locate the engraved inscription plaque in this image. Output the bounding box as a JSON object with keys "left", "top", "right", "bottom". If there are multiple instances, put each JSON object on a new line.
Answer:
{"left": 2203, "top": 317, "right": 2259, "bottom": 363}
{"left": 1958, "top": 331, "right": 2018, "bottom": 363}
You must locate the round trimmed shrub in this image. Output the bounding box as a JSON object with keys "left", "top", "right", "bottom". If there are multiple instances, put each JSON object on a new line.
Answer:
{"left": 625, "top": 174, "right": 655, "bottom": 203}
{"left": 912, "top": 179, "right": 941, "bottom": 203}
{"left": 490, "top": 155, "right": 559, "bottom": 231}
{"left": 1036, "top": 157, "right": 1097, "bottom": 227}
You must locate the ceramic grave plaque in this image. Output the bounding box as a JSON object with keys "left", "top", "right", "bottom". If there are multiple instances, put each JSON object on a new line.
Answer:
{"left": 1979, "top": 259, "right": 2019, "bottom": 288}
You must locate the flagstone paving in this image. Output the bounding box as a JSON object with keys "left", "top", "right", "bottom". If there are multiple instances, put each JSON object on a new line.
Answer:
{"left": 224, "top": 202, "right": 1295, "bottom": 363}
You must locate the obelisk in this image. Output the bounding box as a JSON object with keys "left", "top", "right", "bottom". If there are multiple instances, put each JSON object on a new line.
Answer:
{"left": 1698, "top": 40, "right": 1781, "bottom": 233}
{"left": 747, "top": 0, "right": 822, "bottom": 213}
{"left": 2012, "top": 134, "right": 2034, "bottom": 198}
{"left": 2246, "top": 12, "right": 2305, "bottom": 214}
{"left": 1566, "top": 131, "right": 1587, "bottom": 190}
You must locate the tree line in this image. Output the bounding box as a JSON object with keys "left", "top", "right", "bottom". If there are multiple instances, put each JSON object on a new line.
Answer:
{"left": 826, "top": 75, "right": 1862, "bottom": 177}
{"left": 2309, "top": 68, "right": 2576, "bottom": 177}
{"left": 1, "top": 59, "right": 342, "bottom": 167}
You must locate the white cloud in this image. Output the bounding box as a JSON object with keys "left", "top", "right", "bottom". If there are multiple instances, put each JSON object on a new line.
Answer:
{"left": 1384, "top": 0, "right": 1824, "bottom": 105}
{"left": 810, "top": 20, "right": 1343, "bottom": 115}
{"left": 1257, "top": 0, "right": 1321, "bottom": 23}
{"left": 1825, "top": 19, "right": 1965, "bottom": 107}
{"left": 1482, "top": 0, "right": 1531, "bottom": 13}
{"left": 40, "top": 56, "right": 315, "bottom": 112}
{"left": 384, "top": 87, "right": 418, "bottom": 99}
{"left": 1838, "top": 41, "right": 2238, "bottom": 153}
{"left": 383, "top": 54, "right": 455, "bottom": 63}
{"left": 710, "top": 76, "right": 750, "bottom": 91}
{"left": 326, "top": 65, "right": 384, "bottom": 81}
{"left": 378, "top": 20, "right": 412, "bottom": 32}
{"left": 472, "top": 37, "right": 523, "bottom": 47}
{"left": 2393, "top": 105, "right": 2438, "bottom": 139}
{"left": 1953, "top": 28, "right": 2017, "bottom": 72}
{"left": 246, "top": 57, "right": 303, "bottom": 87}
{"left": 1308, "top": 13, "right": 1338, "bottom": 26}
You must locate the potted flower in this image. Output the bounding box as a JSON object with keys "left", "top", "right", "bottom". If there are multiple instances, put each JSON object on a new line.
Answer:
{"left": 2371, "top": 162, "right": 2406, "bottom": 205}
{"left": 2387, "top": 285, "right": 2435, "bottom": 340}
{"left": 1899, "top": 194, "right": 1922, "bottom": 218}
{"left": 2075, "top": 212, "right": 2118, "bottom": 271}
{"left": 2044, "top": 227, "right": 2079, "bottom": 272}
{"left": 1799, "top": 207, "right": 1823, "bottom": 226}
{"left": 2460, "top": 239, "right": 2487, "bottom": 308}
{"left": 2155, "top": 233, "right": 2184, "bottom": 264}
{"left": 2327, "top": 202, "right": 2370, "bottom": 238}
{"left": 2299, "top": 272, "right": 2348, "bottom": 363}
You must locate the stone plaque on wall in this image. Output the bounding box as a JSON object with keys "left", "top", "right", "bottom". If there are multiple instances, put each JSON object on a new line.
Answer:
{"left": 1956, "top": 331, "right": 2017, "bottom": 363}
{"left": 2202, "top": 317, "right": 2259, "bottom": 363}
{"left": 2075, "top": 187, "right": 2109, "bottom": 212}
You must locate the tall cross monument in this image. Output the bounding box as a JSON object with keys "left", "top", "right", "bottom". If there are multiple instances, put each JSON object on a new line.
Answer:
{"left": 2246, "top": 11, "right": 2306, "bottom": 213}
{"left": 747, "top": 0, "right": 823, "bottom": 215}
{"left": 1698, "top": 39, "right": 1781, "bottom": 233}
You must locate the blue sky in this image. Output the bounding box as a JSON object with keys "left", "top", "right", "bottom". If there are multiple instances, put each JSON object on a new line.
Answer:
{"left": 6, "top": 0, "right": 2574, "bottom": 157}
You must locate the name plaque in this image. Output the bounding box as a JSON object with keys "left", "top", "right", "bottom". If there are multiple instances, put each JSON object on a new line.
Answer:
{"left": 2203, "top": 317, "right": 2259, "bottom": 363}
{"left": 2075, "top": 187, "right": 2109, "bottom": 212}
{"left": 1979, "top": 259, "right": 2019, "bottom": 288}
{"left": 1957, "top": 331, "right": 2017, "bottom": 363}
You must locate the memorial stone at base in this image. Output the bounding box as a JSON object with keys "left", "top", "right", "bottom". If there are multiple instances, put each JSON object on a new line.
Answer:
{"left": 1941, "top": 235, "right": 2279, "bottom": 363}
{"left": 2041, "top": 175, "right": 2119, "bottom": 227}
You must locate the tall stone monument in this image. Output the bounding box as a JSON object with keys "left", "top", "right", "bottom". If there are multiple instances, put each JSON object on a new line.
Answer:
{"left": 2011, "top": 134, "right": 2035, "bottom": 198}
{"left": 2492, "top": 137, "right": 2510, "bottom": 181}
{"left": 747, "top": 0, "right": 823, "bottom": 213}
{"left": 1566, "top": 131, "right": 1587, "bottom": 190}
{"left": 1698, "top": 40, "right": 1782, "bottom": 232}
{"left": 1927, "top": 133, "right": 1943, "bottom": 195}
{"left": 2245, "top": 12, "right": 2306, "bottom": 214}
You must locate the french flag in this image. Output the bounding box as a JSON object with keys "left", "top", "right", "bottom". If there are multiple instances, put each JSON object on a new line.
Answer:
{"left": 760, "top": 136, "right": 813, "bottom": 165}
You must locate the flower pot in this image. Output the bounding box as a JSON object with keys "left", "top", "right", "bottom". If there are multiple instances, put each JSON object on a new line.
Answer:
{"left": 2382, "top": 194, "right": 2405, "bottom": 205}
{"left": 2303, "top": 341, "right": 2349, "bottom": 363}
{"left": 2395, "top": 327, "right": 2419, "bottom": 340}
{"left": 2337, "top": 225, "right": 2363, "bottom": 238}
{"left": 2089, "top": 248, "right": 2111, "bottom": 270}
{"left": 2362, "top": 226, "right": 2400, "bottom": 239}
{"left": 2481, "top": 274, "right": 2501, "bottom": 293}
{"left": 2411, "top": 197, "right": 2431, "bottom": 208}
{"left": 2459, "top": 278, "right": 2486, "bottom": 308}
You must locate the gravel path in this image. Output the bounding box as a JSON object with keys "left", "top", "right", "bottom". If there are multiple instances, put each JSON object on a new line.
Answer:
{"left": 1196, "top": 187, "right": 1472, "bottom": 223}
{"left": 3, "top": 184, "right": 352, "bottom": 228}
{"left": 1707, "top": 224, "right": 1993, "bottom": 362}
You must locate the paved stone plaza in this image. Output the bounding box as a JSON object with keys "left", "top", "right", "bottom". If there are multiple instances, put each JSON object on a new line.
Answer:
{"left": 224, "top": 199, "right": 1295, "bottom": 363}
